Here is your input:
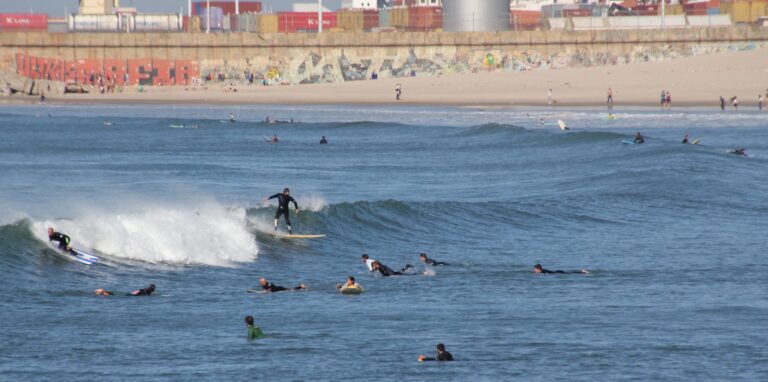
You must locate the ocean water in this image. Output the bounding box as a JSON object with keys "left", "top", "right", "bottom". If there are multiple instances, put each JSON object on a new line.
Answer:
{"left": 0, "top": 104, "right": 766, "bottom": 381}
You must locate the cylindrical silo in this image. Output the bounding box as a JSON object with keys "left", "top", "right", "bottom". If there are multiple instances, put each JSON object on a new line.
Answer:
{"left": 442, "top": 0, "right": 510, "bottom": 32}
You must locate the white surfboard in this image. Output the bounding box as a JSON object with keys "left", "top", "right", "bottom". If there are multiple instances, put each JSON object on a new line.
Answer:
{"left": 557, "top": 120, "right": 569, "bottom": 131}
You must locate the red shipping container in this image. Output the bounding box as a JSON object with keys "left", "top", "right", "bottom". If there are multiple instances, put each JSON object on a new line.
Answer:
{"left": 278, "top": 12, "right": 336, "bottom": 33}
{"left": 193, "top": 1, "right": 261, "bottom": 16}
{"left": 0, "top": 13, "right": 48, "bottom": 30}
{"left": 407, "top": 7, "right": 442, "bottom": 31}
{"left": 510, "top": 11, "right": 541, "bottom": 30}
{"left": 562, "top": 9, "right": 592, "bottom": 17}
{"left": 363, "top": 9, "right": 379, "bottom": 30}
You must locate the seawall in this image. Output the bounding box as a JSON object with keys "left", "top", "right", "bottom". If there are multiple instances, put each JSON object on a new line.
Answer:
{"left": 1, "top": 27, "right": 767, "bottom": 95}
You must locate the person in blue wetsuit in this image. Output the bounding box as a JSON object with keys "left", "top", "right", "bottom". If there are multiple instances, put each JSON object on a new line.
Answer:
{"left": 263, "top": 188, "right": 300, "bottom": 234}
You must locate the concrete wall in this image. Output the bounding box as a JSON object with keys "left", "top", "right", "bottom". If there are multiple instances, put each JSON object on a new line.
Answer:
{"left": 2, "top": 27, "right": 767, "bottom": 94}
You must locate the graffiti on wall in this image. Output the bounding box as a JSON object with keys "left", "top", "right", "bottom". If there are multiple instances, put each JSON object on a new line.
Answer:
{"left": 15, "top": 54, "right": 199, "bottom": 86}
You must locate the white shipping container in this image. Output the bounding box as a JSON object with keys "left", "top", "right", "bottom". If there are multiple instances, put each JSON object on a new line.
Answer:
{"left": 68, "top": 14, "right": 120, "bottom": 32}
{"left": 133, "top": 14, "right": 182, "bottom": 32}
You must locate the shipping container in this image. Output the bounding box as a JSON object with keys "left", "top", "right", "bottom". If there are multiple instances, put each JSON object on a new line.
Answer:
{"left": 278, "top": 12, "right": 336, "bottom": 33}
{"left": 189, "top": 16, "right": 202, "bottom": 32}
{"left": 389, "top": 7, "right": 409, "bottom": 28}
{"left": 234, "top": 13, "right": 259, "bottom": 32}
{"left": 69, "top": 14, "right": 121, "bottom": 32}
{"left": 0, "top": 13, "right": 48, "bottom": 31}
{"left": 200, "top": 7, "right": 224, "bottom": 30}
{"left": 48, "top": 18, "right": 68, "bottom": 33}
{"left": 258, "top": 14, "right": 279, "bottom": 33}
{"left": 407, "top": 6, "right": 442, "bottom": 31}
{"left": 133, "top": 14, "right": 182, "bottom": 32}
{"left": 193, "top": 1, "right": 262, "bottom": 16}
{"left": 379, "top": 9, "right": 391, "bottom": 27}
{"left": 510, "top": 10, "right": 541, "bottom": 30}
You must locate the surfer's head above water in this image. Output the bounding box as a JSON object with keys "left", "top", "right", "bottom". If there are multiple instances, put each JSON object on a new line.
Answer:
{"left": 534, "top": 264, "right": 544, "bottom": 273}
{"left": 245, "top": 315, "right": 254, "bottom": 326}
{"left": 283, "top": 188, "right": 290, "bottom": 195}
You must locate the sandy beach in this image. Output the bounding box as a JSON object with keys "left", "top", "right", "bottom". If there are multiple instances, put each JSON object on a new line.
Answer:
{"left": 23, "top": 47, "right": 768, "bottom": 108}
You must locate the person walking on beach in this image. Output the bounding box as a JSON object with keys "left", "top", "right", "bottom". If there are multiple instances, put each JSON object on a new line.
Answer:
{"left": 665, "top": 91, "right": 672, "bottom": 110}
{"left": 720, "top": 96, "right": 726, "bottom": 111}
{"left": 607, "top": 87, "right": 613, "bottom": 109}
{"left": 759, "top": 94, "right": 764, "bottom": 111}
{"left": 548, "top": 88, "right": 553, "bottom": 105}
{"left": 395, "top": 83, "right": 402, "bottom": 101}
{"left": 660, "top": 90, "right": 666, "bottom": 109}
{"left": 732, "top": 96, "right": 739, "bottom": 110}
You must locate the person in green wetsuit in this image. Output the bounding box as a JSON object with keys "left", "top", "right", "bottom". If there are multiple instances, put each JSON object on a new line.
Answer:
{"left": 245, "top": 316, "right": 265, "bottom": 339}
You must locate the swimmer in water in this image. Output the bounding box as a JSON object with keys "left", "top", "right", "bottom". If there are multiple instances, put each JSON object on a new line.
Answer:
{"left": 418, "top": 343, "right": 454, "bottom": 362}
{"left": 371, "top": 261, "right": 415, "bottom": 277}
{"left": 245, "top": 315, "right": 265, "bottom": 339}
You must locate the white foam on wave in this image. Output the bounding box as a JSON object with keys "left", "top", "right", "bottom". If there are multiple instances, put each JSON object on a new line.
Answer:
{"left": 298, "top": 193, "right": 328, "bottom": 212}
{"left": 32, "top": 198, "right": 257, "bottom": 267}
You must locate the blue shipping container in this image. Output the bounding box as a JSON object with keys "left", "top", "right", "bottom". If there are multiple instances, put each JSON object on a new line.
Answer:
{"left": 201, "top": 7, "right": 224, "bottom": 30}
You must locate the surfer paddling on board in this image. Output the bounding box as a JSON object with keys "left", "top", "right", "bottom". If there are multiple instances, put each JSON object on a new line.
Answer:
{"left": 361, "top": 254, "right": 376, "bottom": 271}
{"left": 259, "top": 278, "right": 305, "bottom": 292}
{"left": 48, "top": 227, "right": 72, "bottom": 252}
{"left": 418, "top": 343, "right": 454, "bottom": 362}
{"left": 534, "top": 264, "right": 589, "bottom": 275}
{"left": 419, "top": 253, "right": 448, "bottom": 266}
{"left": 371, "top": 261, "right": 416, "bottom": 276}
{"left": 633, "top": 132, "right": 645, "bottom": 144}
{"left": 128, "top": 284, "right": 156, "bottom": 296}
{"left": 263, "top": 188, "right": 300, "bottom": 234}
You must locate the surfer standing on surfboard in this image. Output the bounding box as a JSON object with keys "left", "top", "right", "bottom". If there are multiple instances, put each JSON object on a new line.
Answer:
{"left": 263, "top": 188, "right": 300, "bottom": 234}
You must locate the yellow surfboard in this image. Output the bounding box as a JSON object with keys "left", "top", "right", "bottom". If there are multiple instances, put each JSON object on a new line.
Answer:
{"left": 278, "top": 234, "right": 326, "bottom": 239}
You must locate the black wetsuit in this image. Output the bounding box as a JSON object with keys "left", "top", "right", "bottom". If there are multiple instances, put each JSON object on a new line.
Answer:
{"left": 49, "top": 232, "right": 71, "bottom": 250}
{"left": 376, "top": 264, "right": 415, "bottom": 276}
{"left": 320, "top": 138, "right": 328, "bottom": 144}
{"left": 269, "top": 193, "right": 298, "bottom": 227}
{"left": 423, "top": 351, "right": 454, "bottom": 361}
{"left": 424, "top": 258, "right": 448, "bottom": 266}
{"left": 262, "top": 282, "right": 302, "bottom": 292}
{"left": 540, "top": 268, "right": 568, "bottom": 274}
{"left": 128, "top": 288, "right": 154, "bottom": 296}
{"left": 634, "top": 136, "right": 645, "bottom": 144}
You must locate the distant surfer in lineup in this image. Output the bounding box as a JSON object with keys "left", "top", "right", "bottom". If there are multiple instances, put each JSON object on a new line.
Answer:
{"left": 361, "top": 254, "right": 376, "bottom": 271}
{"left": 271, "top": 135, "right": 279, "bottom": 143}
{"left": 534, "top": 264, "right": 589, "bottom": 275}
{"left": 263, "top": 188, "right": 300, "bottom": 234}
{"left": 259, "top": 278, "right": 305, "bottom": 292}
{"left": 245, "top": 316, "right": 265, "bottom": 339}
{"left": 729, "top": 148, "right": 747, "bottom": 157}
{"left": 320, "top": 136, "right": 328, "bottom": 144}
{"left": 682, "top": 134, "right": 689, "bottom": 144}
{"left": 633, "top": 132, "right": 645, "bottom": 144}
{"left": 419, "top": 253, "right": 448, "bottom": 266}
{"left": 418, "top": 343, "right": 454, "bottom": 362}
{"left": 48, "top": 227, "right": 72, "bottom": 251}
{"left": 128, "top": 284, "right": 156, "bottom": 296}
{"left": 228, "top": 113, "right": 235, "bottom": 123}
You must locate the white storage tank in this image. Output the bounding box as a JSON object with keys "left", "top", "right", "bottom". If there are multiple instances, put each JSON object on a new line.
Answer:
{"left": 442, "top": 0, "right": 510, "bottom": 32}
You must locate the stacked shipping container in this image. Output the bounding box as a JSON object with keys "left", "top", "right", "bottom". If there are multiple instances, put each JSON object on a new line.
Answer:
{"left": 0, "top": 13, "right": 48, "bottom": 31}
{"left": 278, "top": 12, "right": 336, "bottom": 33}
{"left": 192, "top": 1, "right": 262, "bottom": 15}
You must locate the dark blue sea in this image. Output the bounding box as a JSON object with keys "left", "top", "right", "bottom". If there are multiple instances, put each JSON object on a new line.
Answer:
{"left": 0, "top": 104, "right": 766, "bottom": 381}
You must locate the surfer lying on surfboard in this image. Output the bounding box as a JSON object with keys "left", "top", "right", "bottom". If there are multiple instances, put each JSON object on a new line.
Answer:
{"left": 372, "top": 261, "right": 417, "bottom": 276}
{"left": 259, "top": 278, "right": 305, "bottom": 292}
{"left": 263, "top": 188, "right": 300, "bottom": 234}
{"left": 419, "top": 253, "right": 448, "bottom": 266}
{"left": 534, "top": 264, "right": 589, "bottom": 275}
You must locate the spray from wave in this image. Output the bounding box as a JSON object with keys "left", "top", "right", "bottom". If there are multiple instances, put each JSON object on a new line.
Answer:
{"left": 31, "top": 198, "right": 257, "bottom": 267}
